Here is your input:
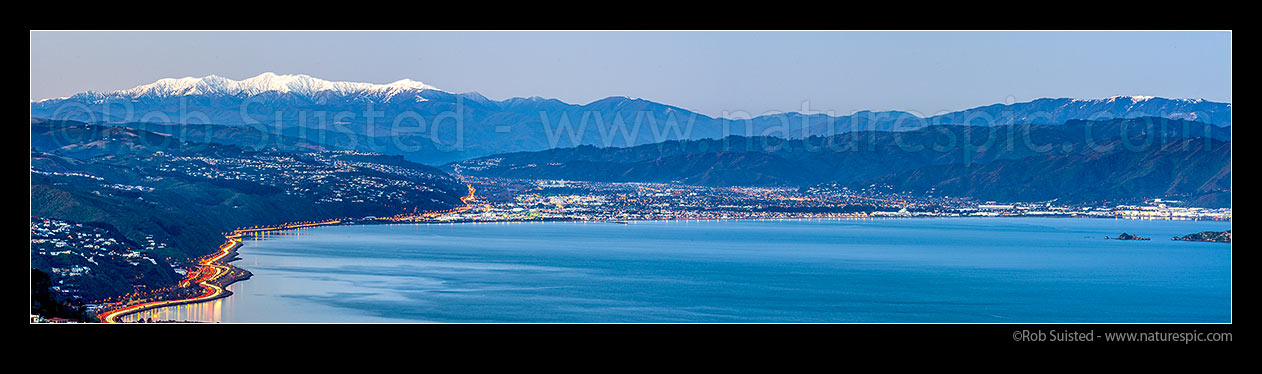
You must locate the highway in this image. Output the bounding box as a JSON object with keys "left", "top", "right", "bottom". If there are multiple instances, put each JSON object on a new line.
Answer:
{"left": 99, "top": 218, "right": 343, "bottom": 323}
{"left": 98, "top": 239, "right": 236, "bottom": 323}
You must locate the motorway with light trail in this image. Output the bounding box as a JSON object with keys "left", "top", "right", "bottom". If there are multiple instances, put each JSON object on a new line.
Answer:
{"left": 98, "top": 239, "right": 236, "bottom": 323}
{"left": 98, "top": 219, "right": 344, "bottom": 323}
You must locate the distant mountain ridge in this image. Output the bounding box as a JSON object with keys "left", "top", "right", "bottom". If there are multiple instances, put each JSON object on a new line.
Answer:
{"left": 447, "top": 117, "right": 1230, "bottom": 207}
{"left": 31, "top": 73, "right": 1232, "bottom": 164}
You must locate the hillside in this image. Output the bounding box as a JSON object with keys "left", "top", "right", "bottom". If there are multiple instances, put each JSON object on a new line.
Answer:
{"left": 446, "top": 117, "right": 1231, "bottom": 206}
{"left": 31, "top": 119, "right": 468, "bottom": 260}
{"left": 853, "top": 137, "right": 1231, "bottom": 206}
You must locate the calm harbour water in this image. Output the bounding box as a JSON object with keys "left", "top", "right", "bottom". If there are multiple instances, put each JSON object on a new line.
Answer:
{"left": 122, "top": 217, "right": 1231, "bottom": 323}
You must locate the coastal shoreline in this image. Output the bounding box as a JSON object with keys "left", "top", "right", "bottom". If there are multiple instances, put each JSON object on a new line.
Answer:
{"left": 98, "top": 220, "right": 344, "bottom": 323}
{"left": 99, "top": 239, "right": 251, "bottom": 323}
{"left": 95, "top": 213, "right": 1229, "bottom": 323}
{"left": 364, "top": 213, "right": 1231, "bottom": 227}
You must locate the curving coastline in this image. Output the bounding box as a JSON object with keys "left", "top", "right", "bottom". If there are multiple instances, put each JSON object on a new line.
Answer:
{"left": 99, "top": 239, "right": 247, "bottom": 323}
{"left": 98, "top": 219, "right": 343, "bottom": 323}
{"left": 96, "top": 185, "right": 474, "bottom": 323}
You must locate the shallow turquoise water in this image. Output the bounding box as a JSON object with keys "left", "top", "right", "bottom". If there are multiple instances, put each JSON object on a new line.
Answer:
{"left": 125, "top": 217, "right": 1231, "bottom": 323}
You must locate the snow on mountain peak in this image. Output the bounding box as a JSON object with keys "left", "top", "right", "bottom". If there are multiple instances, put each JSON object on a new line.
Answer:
{"left": 106, "top": 72, "right": 443, "bottom": 99}
{"left": 385, "top": 79, "right": 437, "bottom": 90}
{"left": 1069, "top": 95, "right": 1183, "bottom": 103}
{"left": 1099, "top": 95, "right": 1156, "bottom": 102}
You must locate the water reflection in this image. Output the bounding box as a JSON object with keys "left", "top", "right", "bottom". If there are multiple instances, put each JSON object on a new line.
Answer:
{"left": 119, "top": 292, "right": 230, "bottom": 323}
{"left": 116, "top": 232, "right": 285, "bottom": 323}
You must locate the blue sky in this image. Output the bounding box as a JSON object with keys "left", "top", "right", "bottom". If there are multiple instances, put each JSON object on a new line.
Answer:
{"left": 29, "top": 31, "right": 1231, "bottom": 117}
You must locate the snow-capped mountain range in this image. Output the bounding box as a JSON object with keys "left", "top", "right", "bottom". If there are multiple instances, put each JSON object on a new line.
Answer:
{"left": 37, "top": 72, "right": 444, "bottom": 103}
{"left": 118, "top": 73, "right": 439, "bottom": 99}
{"left": 30, "top": 73, "right": 1232, "bottom": 164}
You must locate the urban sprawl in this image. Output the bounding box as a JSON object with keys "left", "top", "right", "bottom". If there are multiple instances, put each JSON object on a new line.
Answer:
{"left": 31, "top": 150, "right": 1230, "bottom": 323}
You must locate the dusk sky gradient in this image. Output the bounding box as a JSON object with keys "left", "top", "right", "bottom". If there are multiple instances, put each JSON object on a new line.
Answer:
{"left": 30, "top": 31, "right": 1231, "bottom": 117}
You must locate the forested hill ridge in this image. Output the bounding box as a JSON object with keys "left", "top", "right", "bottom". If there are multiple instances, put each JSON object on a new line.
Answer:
{"left": 31, "top": 119, "right": 469, "bottom": 262}
{"left": 849, "top": 136, "right": 1231, "bottom": 207}
{"left": 446, "top": 117, "right": 1230, "bottom": 207}
{"left": 30, "top": 73, "right": 1231, "bottom": 164}
{"left": 1172, "top": 230, "right": 1231, "bottom": 243}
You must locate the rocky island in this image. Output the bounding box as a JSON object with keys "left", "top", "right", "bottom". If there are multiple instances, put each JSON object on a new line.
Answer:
{"left": 1107, "top": 233, "right": 1150, "bottom": 241}
{"left": 1172, "top": 230, "right": 1231, "bottom": 243}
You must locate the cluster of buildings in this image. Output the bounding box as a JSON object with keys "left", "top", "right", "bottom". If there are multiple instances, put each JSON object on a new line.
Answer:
{"left": 153, "top": 150, "right": 456, "bottom": 208}
{"left": 1110, "top": 200, "right": 1232, "bottom": 220}
{"left": 941, "top": 201, "right": 1231, "bottom": 220}
{"left": 31, "top": 167, "right": 153, "bottom": 194}
{"left": 393, "top": 178, "right": 901, "bottom": 223}
{"left": 445, "top": 157, "right": 502, "bottom": 174}
{"left": 30, "top": 217, "right": 176, "bottom": 301}
{"left": 387, "top": 178, "right": 1232, "bottom": 224}
{"left": 30, "top": 168, "right": 105, "bottom": 181}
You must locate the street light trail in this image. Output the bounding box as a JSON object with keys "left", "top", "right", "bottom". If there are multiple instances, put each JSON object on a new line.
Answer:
{"left": 99, "top": 218, "right": 343, "bottom": 323}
